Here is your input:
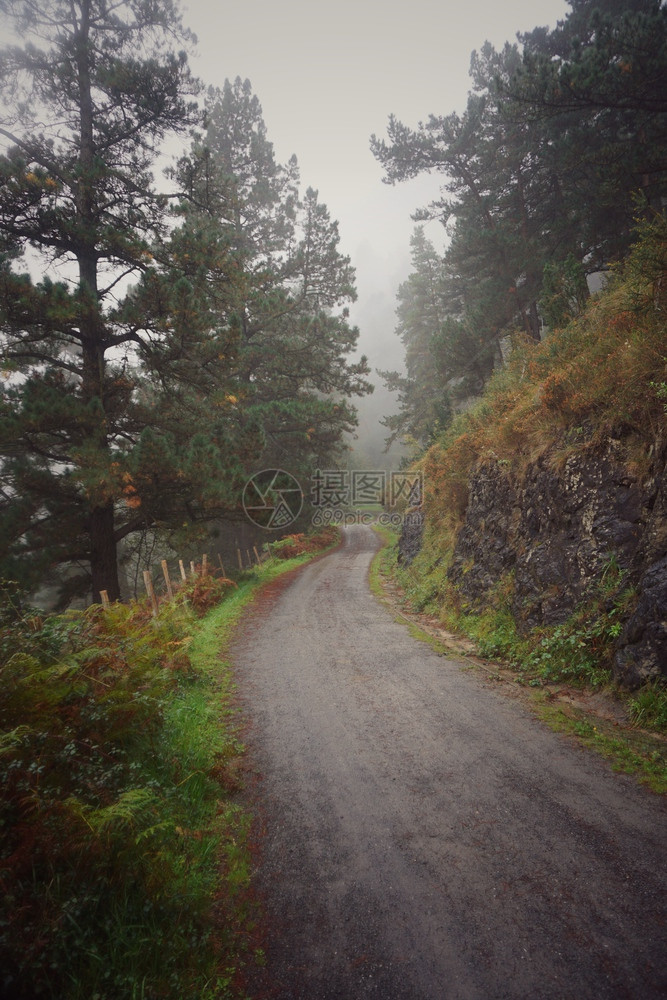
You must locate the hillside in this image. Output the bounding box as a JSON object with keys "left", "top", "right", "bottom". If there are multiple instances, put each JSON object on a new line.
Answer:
{"left": 393, "top": 215, "right": 667, "bottom": 698}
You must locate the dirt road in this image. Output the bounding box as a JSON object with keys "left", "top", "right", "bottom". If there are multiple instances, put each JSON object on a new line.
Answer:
{"left": 232, "top": 525, "right": 666, "bottom": 999}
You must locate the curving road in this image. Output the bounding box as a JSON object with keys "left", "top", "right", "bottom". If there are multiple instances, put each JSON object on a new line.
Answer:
{"left": 232, "top": 525, "right": 666, "bottom": 999}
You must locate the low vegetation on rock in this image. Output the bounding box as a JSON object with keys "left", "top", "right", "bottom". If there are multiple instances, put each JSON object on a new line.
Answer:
{"left": 389, "top": 217, "right": 667, "bottom": 733}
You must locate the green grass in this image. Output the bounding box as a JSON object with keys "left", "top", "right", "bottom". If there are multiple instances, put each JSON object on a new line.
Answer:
{"left": 368, "top": 524, "right": 399, "bottom": 601}
{"left": 535, "top": 697, "right": 667, "bottom": 795}
{"left": 160, "top": 538, "right": 344, "bottom": 993}
{"left": 628, "top": 683, "right": 667, "bottom": 731}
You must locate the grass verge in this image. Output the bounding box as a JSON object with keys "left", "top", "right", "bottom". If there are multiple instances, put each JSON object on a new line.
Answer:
{"left": 368, "top": 524, "right": 399, "bottom": 602}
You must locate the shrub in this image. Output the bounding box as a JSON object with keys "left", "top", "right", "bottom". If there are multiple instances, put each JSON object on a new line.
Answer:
{"left": 0, "top": 596, "right": 227, "bottom": 998}
{"left": 177, "top": 570, "right": 237, "bottom": 616}
{"left": 271, "top": 526, "right": 339, "bottom": 559}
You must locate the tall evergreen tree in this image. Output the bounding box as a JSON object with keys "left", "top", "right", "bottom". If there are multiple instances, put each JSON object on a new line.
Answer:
{"left": 510, "top": 0, "right": 667, "bottom": 249}
{"left": 173, "top": 79, "right": 372, "bottom": 480}
{"left": 379, "top": 228, "right": 452, "bottom": 449}
{"left": 372, "top": 42, "right": 585, "bottom": 348}
{"left": 0, "top": 1, "right": 256, "bottom": 604}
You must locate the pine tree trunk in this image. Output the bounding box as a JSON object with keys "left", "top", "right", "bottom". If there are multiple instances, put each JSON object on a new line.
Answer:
{"left": 76, "top": 1, "right": 121, "bottom": 604}
{"left": 90, "top": 503, "right": 121, "bottom": 603}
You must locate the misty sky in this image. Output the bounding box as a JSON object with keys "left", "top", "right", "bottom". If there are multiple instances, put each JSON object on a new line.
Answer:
{"left": 183, "top": 0, "right": 569, "bottom": 353}
{"left": 182, "top": 0, "right": 570, "bottom": 459}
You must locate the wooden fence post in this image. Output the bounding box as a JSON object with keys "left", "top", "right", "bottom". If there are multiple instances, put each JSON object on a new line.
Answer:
{"left": 253, "top": 545, "right": 261, "bottom": 565}
{"left": 237, "top": 547, "right": 243, "bottom": 570}
{"left": 179, "top": 559, "right": 187, "bottom": 582}
{"left": 161, "top": 559, "right": 173, "bottom": 600}
{"left": 100, "top": 590, "right": 110, "bottom": 609}
{"left": 218, "top": 553, "right": 226, "bottom": 576}
{"left": 143, "top": 570, "right": 158, "bottom": 617}
{"left": 202, "top": 553, "right": 208, "bottom": 575}
{"left": 190, "top": 561, "right": 196, "bottom": 577}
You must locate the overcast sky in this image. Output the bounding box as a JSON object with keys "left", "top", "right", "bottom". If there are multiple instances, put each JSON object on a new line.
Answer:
{"left": 182, "top": 1, "right": 569, "bottom": 356}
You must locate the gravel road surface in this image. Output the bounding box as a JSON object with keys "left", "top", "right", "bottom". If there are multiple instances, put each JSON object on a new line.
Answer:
{"left": 232, "top": 525, "right": 666, "bottom": 999}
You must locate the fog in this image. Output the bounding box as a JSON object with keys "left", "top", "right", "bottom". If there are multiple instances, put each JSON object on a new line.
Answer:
{"left": 180, "top": 0, "right": 569, "bottom": 467}
{"left": 0, "top": 1, "right": 570, "bottom": 469}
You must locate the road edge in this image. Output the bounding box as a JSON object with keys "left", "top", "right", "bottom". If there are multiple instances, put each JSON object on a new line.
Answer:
{"left": 368, "top": 525, "right": 667, "bottom": 796}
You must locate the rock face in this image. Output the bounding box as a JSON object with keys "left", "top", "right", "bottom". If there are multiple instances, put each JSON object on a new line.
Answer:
{"left": 404, "top": 432, "right": 667, "bottom": 687}
{"left": 615, "top": 556, "right": 667, "bottom": 686}
{"left": 613, "top": 467, "right": 667, "bottom": 687}
{"left": 397, "top": 509, "right": 424, "bottom": 565}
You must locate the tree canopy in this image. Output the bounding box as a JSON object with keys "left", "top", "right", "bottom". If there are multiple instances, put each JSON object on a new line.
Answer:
{"left": 372, "top": 0, "right": 667, "bottom": 448}
{"left": 378, "top": 229, "right": 453, "bottom": 451}
{"left": 191, "top": 79, "right": 371, "bottom": 478}
{"left": 0, "top": 2, "right": 370, "bottom": 605}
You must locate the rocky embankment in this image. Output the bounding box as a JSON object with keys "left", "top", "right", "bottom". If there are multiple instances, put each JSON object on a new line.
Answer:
{"left": 399, "top": 431, "right": 667, "bottom": 688}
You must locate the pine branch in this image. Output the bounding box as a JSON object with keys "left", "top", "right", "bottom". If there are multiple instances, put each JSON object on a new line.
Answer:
{"left": 0, "top": 126, "right": 70, "bottom": 184}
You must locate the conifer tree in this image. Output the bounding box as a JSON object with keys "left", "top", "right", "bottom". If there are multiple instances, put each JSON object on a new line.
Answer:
{"left": 371, "top": 1, "right": 667, "bottom": 433}
{"left": 510, "top": 0, "right": 667, "bottom": 250}
{"left": 174, "top": 79, "right": 372, "bottom": 480}
{"left": 0, "top": 1, "right": 255, "bottom": 603}
{"left": 379, "top": 229, "right": 452, "bottom": 449}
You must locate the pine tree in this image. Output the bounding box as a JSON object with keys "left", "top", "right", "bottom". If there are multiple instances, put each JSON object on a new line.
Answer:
{"left": 379, "top": 229, "right": 452, "bottom": 449}
{"left": 511, "top": 0, "right": 667, "bottom": 251}
{"left": 0, "top": 1, "right": 256, "bottom": 603}
{"left": 372, "top": 42, "right": 572, "bottom": 351}
{"left": 174, "top": 79, "right": 372, "bottom": 480}
{"left": 371, "top": 2, "right": 667, "bottom": 417}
